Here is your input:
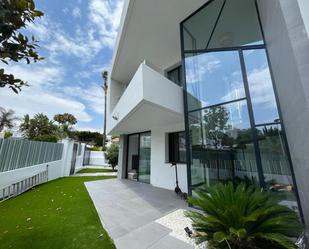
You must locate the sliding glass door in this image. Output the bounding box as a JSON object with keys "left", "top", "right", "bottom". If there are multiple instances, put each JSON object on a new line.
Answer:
{"left": 126, "top": 132, "right": 151, "bottom": 183}
{"left": 138, "top": 132, "right": 151, "bottom": 183}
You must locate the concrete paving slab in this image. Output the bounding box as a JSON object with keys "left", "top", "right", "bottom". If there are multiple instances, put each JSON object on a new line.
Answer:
{"left": 85, "top": 179, "right": 193, "bottom": 249}
{"left": 148, "top": 234, "right": 194, "bottom": 249}
{"left": 115, "top": 222, "right": 171, "bottom": 249}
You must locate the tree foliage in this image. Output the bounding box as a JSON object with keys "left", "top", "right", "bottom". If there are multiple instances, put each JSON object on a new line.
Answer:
{"left": 71, "top": 130, "right": 106, "bottom": 147}
{"left": 53, "top": 113, "right": 77, "bottom": 136}
{"left": 203, "top": 106, "right": 230, "bottom": 148}
{"left": 53, "top": 113, "right": 77, "bottom": 126}
{"left": 186, "top": 182, "right": 302, "bottom": 249}
{"left": 105, "top": 143, "right": 118, "bottom": 171}
{"left": 4, "top": 130, "right": 13, "bottom": 138}
{"left": 0, "top": 107, "right": 17, "bottom": 132}
{"left": 32, "top": 134, "right": 58, "bottom": 143}
{"left": 0, "top": 0, "right": 44, "bottom": 93}
{"left": 102, "top": 70, "right": 108, "bottom": 147}
{"left": 19, "top": 113, "right": 58, "bottom": 139}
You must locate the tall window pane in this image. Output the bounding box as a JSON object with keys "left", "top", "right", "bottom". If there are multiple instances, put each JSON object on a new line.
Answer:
{"left": 257, "top": 125, "right": 299, "bottom": 212}
{"left": 185, "top": 51, "right": 245, "bottom": 111}
{"left": 189, "top": 100, "right": 258, "bottom": 194}
{"left": 244, "top": 49, "right": 279, "bottom": 125}
{"left": 207, "top": 0, "right": 264, "bottom": 49}
{"left": 182, "top": 0, "right": 225, "bottom": 50}
{"left": 139, "top": 132, "right": 151, "bottom": 184}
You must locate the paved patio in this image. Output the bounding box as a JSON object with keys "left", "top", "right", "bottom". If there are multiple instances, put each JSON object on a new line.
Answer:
{"left": 85, "top": 179, "right": 194, "bottom": 249}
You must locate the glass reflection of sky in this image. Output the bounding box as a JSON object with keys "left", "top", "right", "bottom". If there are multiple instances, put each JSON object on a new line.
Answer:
{"left": 244, "top": 50, "right": 279, "bottom": 125}
{"left": 185, "top": 51, "right": 245, "bottom": 111}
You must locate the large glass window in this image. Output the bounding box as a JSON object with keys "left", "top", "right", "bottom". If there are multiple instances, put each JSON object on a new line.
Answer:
{"left": 185, "top": 51, "right": 245, "bottom": 110}
{"left": 182, "top": 0, "right": 263, "bottom": 51}
{"left": 243, "top": 49, "right": 279, "bottom": 125}
{"left": 181, "top": 0, "right": 301, "bottom": 215}
{"left": 189, "top": 101, "right": 258, "bottom": 190}
{"left": 168, "top": 132, "right": 186, "bottom": 164}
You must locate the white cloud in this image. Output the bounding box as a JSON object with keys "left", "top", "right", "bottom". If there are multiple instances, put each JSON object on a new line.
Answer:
{"left": 74, "top": 126, "right": 103, "bottom": 133}
{"left": 63, "top": 84, "right": 104, "bottom": 115}
{"left": 247, "top": 66, "right": 277, "bottom": 109}
{"left": 25, "top": 0, "right": 124, "bottom": 62}
{"left": 72, "top": 7, "right": 81, "bottom": 18}
{"left": 0, "top": 64, "right": 92, "bottom": 123}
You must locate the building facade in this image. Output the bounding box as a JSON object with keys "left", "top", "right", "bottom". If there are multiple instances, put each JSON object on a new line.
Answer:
{"left": 107, "top": 0, "right": 309, "bottom": 225}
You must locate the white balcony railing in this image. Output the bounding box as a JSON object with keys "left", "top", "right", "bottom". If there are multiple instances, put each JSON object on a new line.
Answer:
{"left": 107, "top": 62, "right": 184, "bottom": 134}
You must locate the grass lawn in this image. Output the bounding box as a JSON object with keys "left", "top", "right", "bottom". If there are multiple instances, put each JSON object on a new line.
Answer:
{"left": 0, "top": 176, "right": 116, "bottom": 249}
{"left": 77, "top": 168, "right": 117, "bottom": 173}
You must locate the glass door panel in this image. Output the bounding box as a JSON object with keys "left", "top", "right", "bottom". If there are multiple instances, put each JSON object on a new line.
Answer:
{"left": 138, "top": 132, "right": 151, "bottom": 183}
{"left": 127, "top": 134, "right": 139, "bottom": 181}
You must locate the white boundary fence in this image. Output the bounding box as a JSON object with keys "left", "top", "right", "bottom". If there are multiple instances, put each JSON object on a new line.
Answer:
{"left": 0, "top": 138, "right": 63, "bottom": 172}
{"left": 0, "top": 138, "right": 86, "bottom": 201}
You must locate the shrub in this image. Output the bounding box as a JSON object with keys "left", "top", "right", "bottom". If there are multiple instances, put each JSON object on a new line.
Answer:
{"left": 105, "top": 143, "right": 119, "bottom": 171}
{"left": 4, "top": 130, "right": 13, "bottom": 139}
{"left": 186, "top": 182, "right": 302, "bottom": 249}
{"left": 32, "top": 134, "right": 59, "bottom": 143}
{"left": 90, "top": 146, "right": 103, "bottom": 151}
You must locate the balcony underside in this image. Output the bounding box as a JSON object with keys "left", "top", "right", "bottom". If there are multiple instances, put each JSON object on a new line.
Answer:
{"left": 108, "top": 100, "right": 183, "bottom": 135}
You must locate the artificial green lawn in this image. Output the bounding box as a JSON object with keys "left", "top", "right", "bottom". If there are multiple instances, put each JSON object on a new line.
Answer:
{"left": 0, "top": 176, "right": 116, "bottom": 249}
{"left": 77, "top": 168, "right": 117, "bottom": 173}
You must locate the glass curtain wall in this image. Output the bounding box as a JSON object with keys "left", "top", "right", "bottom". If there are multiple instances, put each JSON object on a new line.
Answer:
{"left": 181, "top": 0, "right": 301, "bottom": 214}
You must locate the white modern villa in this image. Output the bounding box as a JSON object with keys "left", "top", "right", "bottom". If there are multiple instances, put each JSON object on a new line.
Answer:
{"left": 107, "top": 0, "right": 309, "bottom": 226}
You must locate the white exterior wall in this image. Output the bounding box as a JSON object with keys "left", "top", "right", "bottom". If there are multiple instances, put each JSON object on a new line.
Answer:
{"left": 150, "top": 123, "right": 187, "bottom": 193}
{"left": 0, "top": 160, "right": 63, "bottom": 189}
{"left": 74, "top": 143, "right": 86, "bottom": 172}
{"left": 297, "top": 0, "right": 309, "bottom": 38}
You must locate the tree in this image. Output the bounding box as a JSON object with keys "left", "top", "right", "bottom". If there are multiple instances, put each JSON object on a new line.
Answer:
{"left": 20, "top": 113, "right": 57, "bottom": 139}
{"left": 71, "top": 130, "right": 107, "bottom": 147}
{"left": 203, "top": 106, "right": 230, "bottom": 148}
{"left": 186, "top": 182, "right": 302, "bottom": 249}
{"left": 105, "top": 143, "right": 118, "bottom": 171}
{"left": 0, "top": 0, "right": 44, "bottom": 93}
{"left": 101, "top": 70, "right": 108, "bottom": 147}
{"left": 53, "top": 113, "right": 77, "bottom": 136}
{"left": 0, "top": 107, "right": 17, "bottom": 132}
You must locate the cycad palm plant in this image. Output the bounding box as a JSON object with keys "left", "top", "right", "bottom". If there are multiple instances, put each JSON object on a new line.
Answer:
{"left": 186, "top": 182, "right": 302, "bottom": 249}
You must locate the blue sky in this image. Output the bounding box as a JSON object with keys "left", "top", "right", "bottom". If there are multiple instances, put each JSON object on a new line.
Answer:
{"left": 1, "top": 0, "right": 124, "bottom": 133}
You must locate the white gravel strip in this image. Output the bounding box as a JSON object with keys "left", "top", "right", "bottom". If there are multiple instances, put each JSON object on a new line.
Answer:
{"left": 155, "top": 209, "right": 207, "bottom": 249}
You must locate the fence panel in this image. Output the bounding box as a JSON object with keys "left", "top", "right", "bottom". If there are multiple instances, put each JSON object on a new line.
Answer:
{"left": 0, "top": 138, "right": 63, "bottom": 173}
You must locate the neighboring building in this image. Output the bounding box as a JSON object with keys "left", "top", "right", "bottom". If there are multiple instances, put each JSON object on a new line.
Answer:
{"left": 107, "top": 0, "right": 309, "bottom": 225}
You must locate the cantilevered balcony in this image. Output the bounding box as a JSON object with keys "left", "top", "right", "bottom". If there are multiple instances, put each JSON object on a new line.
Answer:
{"left": 107, "top": 62, "right": 184, "bottom": 135}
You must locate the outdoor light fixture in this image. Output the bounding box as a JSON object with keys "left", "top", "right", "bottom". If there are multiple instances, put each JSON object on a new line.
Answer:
{"left": 112, "top": 113, "right": 119, "bottom": 120}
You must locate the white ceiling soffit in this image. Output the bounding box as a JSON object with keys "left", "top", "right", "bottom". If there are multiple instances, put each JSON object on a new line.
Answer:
{"left": 111, "top": 0, "right": 207, "bottom": 84}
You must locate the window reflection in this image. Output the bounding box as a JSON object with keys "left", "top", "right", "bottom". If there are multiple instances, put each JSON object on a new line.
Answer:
{"left": 185, "top": 51, "right": 245, "bottom": 111}
{"left": 189, "top": 101, "right": 259, "bottom": 193}
{"left": 257, "top": 125, "right": 299, "bottom": 212}
{"left": 244, "top": 49, "right": 279, "bottom": 125}
{"left": 182, "top": 0, "right": 264, "bottom": 51}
